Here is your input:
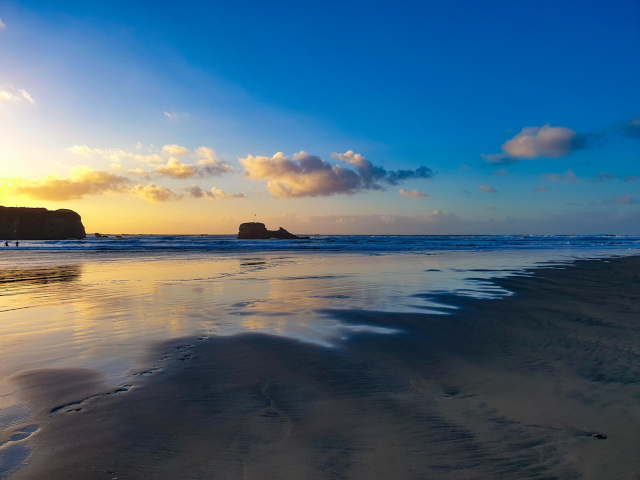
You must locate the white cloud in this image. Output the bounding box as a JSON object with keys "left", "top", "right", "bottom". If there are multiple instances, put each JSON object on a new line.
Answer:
{"left": 493, "top": 169, "right": 508, "bottom": 176}
{"left": 0, "top": 85, "right": 35, "bottom": 104}
{"left": 479, "top": 185, "right": 497, "bottom": 193}
{"left": 0, "top": 18, "right": 6, "bottom": 30}
{"left": 399, "top": 189, "right": 429, "bottom": 198}
{"left": 163, "top": 112, "right": 188, "bottom": 121}
{"left": 532, "top": 184, "right": 548, "bottom": 192}
{"left": 66, "top": 145, "right": 164, "bottom": 164}
{"left": 483, "top": 124, "right": 582, "bottom": 164}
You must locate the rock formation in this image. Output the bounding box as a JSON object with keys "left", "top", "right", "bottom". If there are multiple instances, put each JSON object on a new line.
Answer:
{"left": 237, "top": 222, "right": 309, "bottom": 240}
{"left": 0, "top": 206, "right": 86, "bottom": 240}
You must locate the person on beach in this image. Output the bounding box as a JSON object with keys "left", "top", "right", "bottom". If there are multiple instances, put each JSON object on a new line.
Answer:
{"left": 15, "top": 241, "right": 19, "bottom": 247}
{"left": 4, "top": 241, "right": 8, "bottom": 247}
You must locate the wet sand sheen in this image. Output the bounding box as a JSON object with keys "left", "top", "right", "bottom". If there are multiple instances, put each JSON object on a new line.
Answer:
{"left": 7, "top": 256, "right": 640, "bottom": 479}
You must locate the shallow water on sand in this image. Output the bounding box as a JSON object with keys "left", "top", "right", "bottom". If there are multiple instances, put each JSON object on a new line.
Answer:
{"left": 0, "top": 246, "right": 638, "bottom": 475}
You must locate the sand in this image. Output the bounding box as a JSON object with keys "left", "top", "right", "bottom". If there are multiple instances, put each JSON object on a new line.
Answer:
{"left": 6, "top": 256, "right": 640, "bottom": 479}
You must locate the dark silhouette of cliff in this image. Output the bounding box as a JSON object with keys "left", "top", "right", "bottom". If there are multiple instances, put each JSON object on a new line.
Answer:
{"left": 237, "top": 222, "right": 309, "bottom": 240}
{"left": 0, "top": 206, "right": 86, "bottom": 240}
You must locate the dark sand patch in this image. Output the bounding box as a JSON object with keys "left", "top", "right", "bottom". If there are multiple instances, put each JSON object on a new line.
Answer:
{"left": 9, "top": 256, "right": 640, "bottom": 479}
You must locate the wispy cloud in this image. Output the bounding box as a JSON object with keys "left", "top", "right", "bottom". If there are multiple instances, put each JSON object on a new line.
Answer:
{"left": 66, "top": 144, "right": 233, "bottom": 178}
{"left": 241, "top": 150, "right": 434, "bottom": 198}
{"left": 13, "top": 166, "right": 131, "bottom": 201}
{"left": 532, "top": 184, "right": 548, "bottom": 192}
{"left": 605, "top": 194, "right": 637, "bottom": 205}
{"left": 492, "top": 169, "right": 508, "bottom": 176}
{"left": 163, "top": 112, "right": 188, "bottom": 121}
{"left": 479, "top": 185, "right": 497, "bottom": 193}
{"left": 399, "top": 189, "right": 429, "bottom": 198}
{"left": 130, "top": 184, "right": 183, "bottom": 202}
{"left": 0, "top": 18, "right": 6, "bottom": 30}
{"left": 0, "top": 85, "right": 35, "bottom": 104}
{"left": 593, "top": 172, "right": 618, "bottom": 182}
{"left": 623, "top": 175, "right": 638, "bottom": 183}
{"left": 485, "top": 206, "right": 498, "bottom": 210}
{"left": 182, "top": 185, "right": 245, "bottom": 199}
{"left": 541, "top": 169, "right": 580, "bottom": 183}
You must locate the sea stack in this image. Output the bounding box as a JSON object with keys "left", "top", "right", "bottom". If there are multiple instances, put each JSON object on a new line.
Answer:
{"left": 0, "top": 206, "right": 86, "bottom": 240}
{"left": 237, "top": 222, "right": 309, "bottom": 240}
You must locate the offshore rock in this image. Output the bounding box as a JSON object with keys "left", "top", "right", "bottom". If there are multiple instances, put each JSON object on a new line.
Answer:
{"left": 0, "top": 206, "right": 86, "bottom": 240}
{"left": 237, "top": 222, "right": 309, "bottom": 240}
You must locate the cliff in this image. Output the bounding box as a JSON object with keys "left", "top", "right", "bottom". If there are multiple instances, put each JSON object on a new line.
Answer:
{"left": 237, "top": 222, "right": 309, "bottom": 240}
{"left": 0, "top": 206, "right": 86, "bottom": 240}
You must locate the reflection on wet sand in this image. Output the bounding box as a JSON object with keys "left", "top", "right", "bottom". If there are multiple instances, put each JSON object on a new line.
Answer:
{"left": 0, "top": 250, "right": 636, "bottom": 478}
{"left": 6, "top": 256, "right": 640, "bottom": 479}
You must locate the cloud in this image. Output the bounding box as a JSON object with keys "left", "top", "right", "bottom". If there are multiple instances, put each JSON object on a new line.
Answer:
{"left": 162, "top": 144, "right": 190, "bottom": 157}
{"left": 163, "top": 112, "right": 188, "bottom": 121}
{"left": 493, "top": 169, "right": 508, "bottom": 176}
{"left": 130, "top": 184, "right": 183, "bottom": 202}
{"left": 67, "top": 144, "right": 233, "bottom": 178}
{"left": 66, "top": 145, "right": 164, "bottom": 164}
{"left": 532, "top": 184, "right": 548, "bottom": 192}
{"left": 485, "top": 206, "right": 498, "bottom": 210}
{"left": 541, "top": 169, "right": 580, "bottom": 183}
{"left": 593, "top": 172, "right": 618, "bottom": 182}
{"left": 482, "top": 125, "right": 583, "bottom": 164}
{"left": 399, "top": 189, "right": 429, "bottom": 198}
{"left": 0, "top": 18, "right": 6, "bottom": 30}
{"left": 241, "top": 150, "right": 434, "bottom": 198}
{"left": 194, "top": 147, "right": 234, "bottom": 176}
{"left": 623, "top": 175, "right": 638, "bottom": 183}
{"left": 0, "top": 85, "right": 35, "bottom": 104}
{"left": 331, "top": 150, "right": 434, "bottom": 187}
{"left": 241, "top": 152, "right": 361, "bottom": 198}
{"left": 605, "top": 194, "right": 637, "bottom": 205}
{"left": 182, "top": 184, "right": 245, "bottom": 200}
{"left": 483, "top": 119, "right": 640, "bottom": 164}
{"left": 479, "top": 185, "right": 497, "bottom": 193}
{"left": 155, "top": 158, "right": 198, "bottom": 179}
{"left": 13, "top": 166, "right": 131, "bottom": 201}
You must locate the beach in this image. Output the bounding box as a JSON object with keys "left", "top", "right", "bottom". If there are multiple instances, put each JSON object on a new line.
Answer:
{"left": 1, "top": 243, "right": 639, "bottom": 479}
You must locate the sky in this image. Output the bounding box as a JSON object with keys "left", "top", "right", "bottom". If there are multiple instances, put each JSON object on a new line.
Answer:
{"left": 0, "top": 0, "right": 639, "bottom": 234}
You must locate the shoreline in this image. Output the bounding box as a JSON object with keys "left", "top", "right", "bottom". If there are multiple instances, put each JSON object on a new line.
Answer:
{"left": 5, "top": 255, "right": 640, "bottom": 479}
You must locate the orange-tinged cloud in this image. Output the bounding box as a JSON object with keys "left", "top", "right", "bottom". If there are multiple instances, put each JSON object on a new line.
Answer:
{"left": 241, "top": 151, "right": 361, "bottom": 198}
{"left": 182, "top": 184, "right": 245, "bottom": 199}
{"left": 399, "top": 189, "right": 429, "bottom": 198}
{"left": 130, "top": 184, "right": 183, "bottom": 202}
{"left": 13, "top": 166, "right": 130, "bottom": 201}
{"left": 162, "top": 144, "right": 190, "bottom": 156}
{"left": 155, "top": 158, "right": 198, "bottom": 179}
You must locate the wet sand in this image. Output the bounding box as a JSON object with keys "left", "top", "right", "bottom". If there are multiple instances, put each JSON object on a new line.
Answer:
{"left": 6, "top": 256, "right": 640, "bottom": 479}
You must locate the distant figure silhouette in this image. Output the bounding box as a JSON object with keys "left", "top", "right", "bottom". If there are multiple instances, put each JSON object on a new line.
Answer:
{"left": 4, "top": 241, "right": 8, "bottom": 247}
{"left": 15, "top": 241, "right": 19, "bottom": 247}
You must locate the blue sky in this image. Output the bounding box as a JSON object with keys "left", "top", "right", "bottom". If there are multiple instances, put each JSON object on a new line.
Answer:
{"left": 0, "top": 0, "right": 638, "bottom": 234}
